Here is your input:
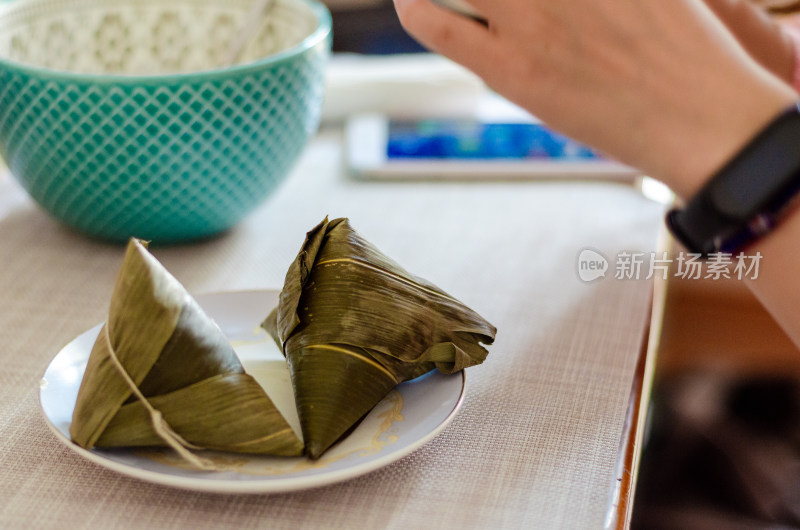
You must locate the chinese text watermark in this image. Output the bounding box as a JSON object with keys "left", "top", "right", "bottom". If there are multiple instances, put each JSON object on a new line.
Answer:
{"left": 577, "top": 249, "right": 762, "bottom": 283}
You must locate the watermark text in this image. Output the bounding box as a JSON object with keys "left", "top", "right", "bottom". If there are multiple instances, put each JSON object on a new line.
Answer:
{"left": 577, "top": 250, "right": 762, "bottom": 282}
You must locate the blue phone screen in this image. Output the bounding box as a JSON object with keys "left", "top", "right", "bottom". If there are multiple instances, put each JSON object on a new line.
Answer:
{"left": 386, "top": 120, "right": 602, "bottom": 160}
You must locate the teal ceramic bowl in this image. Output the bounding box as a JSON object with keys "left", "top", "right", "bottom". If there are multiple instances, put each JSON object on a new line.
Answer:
{"left": 0, "top": 0, "right": 331, "bottom": 243}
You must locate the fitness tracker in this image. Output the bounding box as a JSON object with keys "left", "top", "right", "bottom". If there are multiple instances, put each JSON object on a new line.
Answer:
{"left": 667, "top": 101, "right": 800, "bottom": 255}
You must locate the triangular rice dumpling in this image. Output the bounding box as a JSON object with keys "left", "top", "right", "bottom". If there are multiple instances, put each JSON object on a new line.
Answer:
{"left": 263, "top": 217, "right": 496, "bottom": 459}
{"left": 70, "top": 239, "right": 303, "bottom": 458}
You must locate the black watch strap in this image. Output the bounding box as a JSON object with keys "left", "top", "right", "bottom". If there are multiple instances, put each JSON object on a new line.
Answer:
{"left": 667, "top": 101, "right": 800, "bottom": 255}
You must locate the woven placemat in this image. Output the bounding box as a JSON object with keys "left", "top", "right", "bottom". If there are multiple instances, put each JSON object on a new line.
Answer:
{"left": 0, "top": 133, "right": 662, "bottom": 529}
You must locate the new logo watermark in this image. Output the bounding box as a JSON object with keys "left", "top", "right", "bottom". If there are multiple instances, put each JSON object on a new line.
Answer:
{"left": 576, "top": 250, "right": 762, "bottom": 283}
{"left": 576, "top": 248, "right": 609, "bottom": 283}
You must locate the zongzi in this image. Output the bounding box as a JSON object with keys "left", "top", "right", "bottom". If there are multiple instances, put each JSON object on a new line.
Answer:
{"left": 264, "top": 217, "right": 496, "bottom": 459}
{"left": 70, "top": 239, "right": 303, "bottom": 462}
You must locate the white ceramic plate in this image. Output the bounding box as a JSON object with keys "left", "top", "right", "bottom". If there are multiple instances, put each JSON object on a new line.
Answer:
{"left": 39, "top": 289, "right": 466, "bottom": 494}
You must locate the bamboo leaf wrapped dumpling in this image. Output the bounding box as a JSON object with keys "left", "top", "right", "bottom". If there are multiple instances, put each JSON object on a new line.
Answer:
{"left": 264, "top": 218, "right": 496, "bottom": 459}
{"left": 70, "top": 239, "right": 303, "bottom": 461}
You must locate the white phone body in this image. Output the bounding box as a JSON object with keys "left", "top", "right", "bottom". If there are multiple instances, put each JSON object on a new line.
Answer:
{"left": 432, "top": 0, "right": 483, "bottom": 19}
{"left": 345, "top": 114, "right": 641, "bottom": 181}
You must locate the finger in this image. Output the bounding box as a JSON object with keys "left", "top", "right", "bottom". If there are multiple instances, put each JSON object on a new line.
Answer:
{"left": 704, "top": 0, "right": 795, "bottom": 82}
{"left": 393, "top": 0, "right": 504, "bottom": 77}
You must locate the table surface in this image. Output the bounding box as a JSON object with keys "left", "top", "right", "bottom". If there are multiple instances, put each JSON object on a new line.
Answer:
{"left": 0, "top": 126, "right": 663, "bottom": 530}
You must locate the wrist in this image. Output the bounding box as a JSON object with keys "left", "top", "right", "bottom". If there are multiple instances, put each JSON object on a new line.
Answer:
{"left": 664, "top": 77, "right": 797, "bottom": 200}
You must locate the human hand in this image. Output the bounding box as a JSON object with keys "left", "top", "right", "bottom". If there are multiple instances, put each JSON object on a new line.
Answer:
{"left": 394, "top": 0, "right": 797, "bottom": 198}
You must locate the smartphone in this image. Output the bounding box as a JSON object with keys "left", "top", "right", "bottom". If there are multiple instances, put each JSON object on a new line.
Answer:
{"left": 345, "top": 114, "right": 640, "bottom": 181}
{"left": 432, "top": 0, "right": 484, "bottom": 21}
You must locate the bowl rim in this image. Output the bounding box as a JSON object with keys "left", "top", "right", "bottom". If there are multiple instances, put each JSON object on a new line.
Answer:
{"left": 0, "top": 0, "right": 331, "bottom": 85}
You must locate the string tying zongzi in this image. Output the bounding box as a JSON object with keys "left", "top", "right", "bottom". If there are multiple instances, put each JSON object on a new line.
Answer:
{"left": 102, "top": 324, "right": 217, "bottom": 471}
{"left": 70, "top": 239, "right": 303, "bottom": 462}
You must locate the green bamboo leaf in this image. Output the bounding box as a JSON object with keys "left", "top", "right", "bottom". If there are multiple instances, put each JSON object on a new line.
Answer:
{"left": 266, "top": 218, "right": 496, "bottom": 459}
{"left": 70, "top": 239, "right": 303, "bottom": 458}
{"left": 97, "top": 373, "right": 302, "bottom": 456}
